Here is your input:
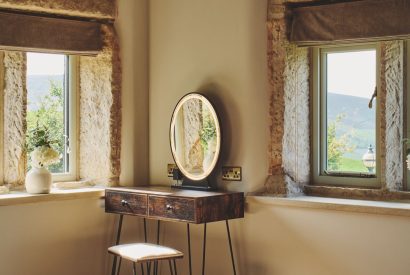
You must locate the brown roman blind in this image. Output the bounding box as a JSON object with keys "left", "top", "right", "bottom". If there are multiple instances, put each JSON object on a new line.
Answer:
{"left": 0, "top": 11, "right": 103, "bottom": 55}
{"left": 290, "top": 0, "right": 410, "bottom": 46}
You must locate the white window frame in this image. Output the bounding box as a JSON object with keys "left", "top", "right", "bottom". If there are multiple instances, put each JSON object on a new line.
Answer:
{"left": 51, "top": 55, "right": 78, "bottom": 182}
{"left": 312, "top": 44, "right": 381, "bottom": 188}
{"left": 406, "top": 40, "right": 410, "bottom": 190}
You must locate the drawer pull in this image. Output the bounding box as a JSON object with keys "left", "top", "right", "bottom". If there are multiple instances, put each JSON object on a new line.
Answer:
{"left": 166, "top": 204, "right": 173, "bottom": 211}
{"left": 121, "top": 199, "right": 129, "bottom": 206}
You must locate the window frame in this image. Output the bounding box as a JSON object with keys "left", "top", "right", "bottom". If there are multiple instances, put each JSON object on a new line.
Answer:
{"left": 406, "top": 40, "right": 410, "bottom": 190}
{"left": 312, "top": 43, "right": 381, "bottom": 188}
{"left": 50, "top": 55, "right": 78, "bottom": 182}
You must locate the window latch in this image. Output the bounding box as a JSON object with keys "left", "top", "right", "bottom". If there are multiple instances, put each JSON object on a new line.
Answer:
{"left": 368, "top": 87, "right": 377, "bottom": 109}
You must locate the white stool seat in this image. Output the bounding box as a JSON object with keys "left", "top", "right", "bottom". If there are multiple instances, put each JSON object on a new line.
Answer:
{"left": 108, "top": 243, "right": 184, "bottom": 263}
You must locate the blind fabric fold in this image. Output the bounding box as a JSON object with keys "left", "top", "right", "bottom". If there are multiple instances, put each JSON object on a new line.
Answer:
{"left": 290, "top": 0, "right": 410, "bottom": 46}
{"left": 0, "top": 11, "right": 103, "bottom": 55}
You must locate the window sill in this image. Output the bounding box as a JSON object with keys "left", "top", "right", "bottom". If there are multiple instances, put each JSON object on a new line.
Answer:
{"left": 247, "top": 195, "right": 410, "bottom": 217}
{"left": 0, "top": 187, "right": 105, "bottom": 207}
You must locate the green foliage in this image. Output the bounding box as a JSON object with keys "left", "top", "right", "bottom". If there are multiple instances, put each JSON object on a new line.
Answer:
{"left": 327, "top": 114, "right": 356, "bottom": 171}
{"left": 199, "top": 113, "right": 217, "bottom": 151}
{"left": 27, "top": 80, "right": 65, "bottom": 173}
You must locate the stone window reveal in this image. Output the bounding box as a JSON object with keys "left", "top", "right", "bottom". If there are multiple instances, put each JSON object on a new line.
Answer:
{"left": 265, "top": 0, "right": 406, "bottom": 200}
{"left": 0, "top": 2, "right": 121, "bottom": 191}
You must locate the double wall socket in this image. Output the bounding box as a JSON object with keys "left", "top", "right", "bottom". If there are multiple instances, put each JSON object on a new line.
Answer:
{"left": 167, "top": 164, "right": 177, "bottom": 177}
{"left": 222, "top": 166, "right": 242, "bottom": 181}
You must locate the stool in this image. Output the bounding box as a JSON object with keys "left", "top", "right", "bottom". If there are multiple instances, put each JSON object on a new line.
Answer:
{"left": 109, "top": 243, "right": 183, "bottom": 275}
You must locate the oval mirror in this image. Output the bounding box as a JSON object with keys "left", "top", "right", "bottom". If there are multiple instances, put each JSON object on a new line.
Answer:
{"left": 170, "top": 93, "right": 221, "bottom": 182}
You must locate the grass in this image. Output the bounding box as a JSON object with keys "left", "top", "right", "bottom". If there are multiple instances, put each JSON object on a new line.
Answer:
{"left": 339, "top": 157, "right": 368, "bottom": 173}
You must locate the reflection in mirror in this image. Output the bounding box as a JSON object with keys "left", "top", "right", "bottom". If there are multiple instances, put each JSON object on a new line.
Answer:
{"left": 170, "top": 94, "right": 221, "bottom": 182}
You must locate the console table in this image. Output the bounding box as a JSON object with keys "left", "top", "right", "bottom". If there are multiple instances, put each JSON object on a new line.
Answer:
{"left": 105, "top": 186, "right": 244, "bottom": 275}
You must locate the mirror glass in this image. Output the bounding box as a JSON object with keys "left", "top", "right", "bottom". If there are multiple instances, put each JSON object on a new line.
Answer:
{"left": 170, "top": 93, "right": 221, "bottom": 181}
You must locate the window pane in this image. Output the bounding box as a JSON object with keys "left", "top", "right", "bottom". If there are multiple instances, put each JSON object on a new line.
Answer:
{"left": 26, "top": 53, "right": 67, "bottom": 173}
{"left": 326, "top": 50, "right": 376, "bottom": 174}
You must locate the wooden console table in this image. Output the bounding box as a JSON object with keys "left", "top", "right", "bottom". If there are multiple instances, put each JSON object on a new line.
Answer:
{"left": 105, "top": 186, "right": 244, "bottom": 275}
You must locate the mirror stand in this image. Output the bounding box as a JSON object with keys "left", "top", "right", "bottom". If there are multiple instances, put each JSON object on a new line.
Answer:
{"left": 172, "top": 178, "right": 215, "bottom": 191}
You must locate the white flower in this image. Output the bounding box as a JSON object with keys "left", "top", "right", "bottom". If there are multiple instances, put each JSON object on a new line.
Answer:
{"left": 30, "top": 146, "right": 61, "bottom": 168}
{"left": 407, "top": 154, "right": 410, "bottom": 170}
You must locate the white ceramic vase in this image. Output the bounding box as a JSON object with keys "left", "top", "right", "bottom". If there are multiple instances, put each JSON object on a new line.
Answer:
{"left": 25, "top": 167, "right": 52, "bottom": 194}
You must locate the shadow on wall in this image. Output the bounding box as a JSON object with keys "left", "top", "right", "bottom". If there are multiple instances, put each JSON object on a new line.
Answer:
{"left": 196, "top": 81, "right": 242, "bottom": 189}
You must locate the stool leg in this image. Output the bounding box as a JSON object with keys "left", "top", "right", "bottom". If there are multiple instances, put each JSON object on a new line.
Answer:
{"left": 116, "top": 258, "right": 122, "bottom": 275}
{"left": 147, "top": 262, "right": 151, "bottom": 275}
{"left": 187, "top": 224, "right": 192, "bottom": 275}
{"left": 140, "top": 263, "right": 145, "bottom": 275}
{"left": 202, "top": 223, "right": 207, "bottom": 275}
{"left": 173, "top": 260, "right": 178, "bottom": 275}
{"left": 168, "top": 260, "right": 174, "bottom": 275}
{"left": 111, "top": 215, "right": 124, "bottom": 275}
{"left": 226, "top": 220, "right": 237, "bottom": 275}
{"left": 133, "top": 263, "right": 137, "bottom": 275}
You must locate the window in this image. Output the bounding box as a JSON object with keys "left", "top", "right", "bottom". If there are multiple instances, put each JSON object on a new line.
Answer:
{"left": 26, "top": 53, "right": 77, "bottom": 181}
{"left": 312, "top": 45, "right": 380, "bottom": 187}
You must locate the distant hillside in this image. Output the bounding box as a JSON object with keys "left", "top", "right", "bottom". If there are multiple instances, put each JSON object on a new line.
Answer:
{"left": 328, "top": 92, "right": 374, "bottom": 130}
{"left": 27, "top": 75, "right": 63, "bottom": 110}
{"left": 328, "top": 92, "right": 376, "bottom": 158}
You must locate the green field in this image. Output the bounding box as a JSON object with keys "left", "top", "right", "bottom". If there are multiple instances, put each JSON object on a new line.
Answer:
{"left": 339, "top": 157, "right": 368, "bottom": 173}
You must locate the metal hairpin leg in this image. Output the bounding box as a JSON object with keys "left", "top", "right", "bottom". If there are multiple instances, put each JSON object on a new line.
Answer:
{"left": 169, "top": 260, "right": 174, "bottom": 275}
{"left": 111, "top": 215, "right": 124, "bottom": 275}
{"left": 141, "top": 263, "right": 145, "bottom": 275}
{"left": 173, "top": 259, "right": 178, "bottom": 275}
{"left": 133, "top": 262, "right": 137, "bottom": 275}
{"left": 116, "top": 258, "right": 122, "bottom": 275}
{"left": 226, "top": 220, "right": 237, "bottom": 275}
{"left": 157, "top": 220, "right": 161, "bottom": 244}
{"left": 187, "top": 223, "right": 192, "bottom": 275}
{"left": 202, "top": 223, "right": 207, "bottom": 275}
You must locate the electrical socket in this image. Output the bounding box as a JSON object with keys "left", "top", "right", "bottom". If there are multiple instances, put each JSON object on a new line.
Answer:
{"left": 222, "top": 166, "right": 242, "bottom": 181}
{"left": 167, "top": 164, "right": 177, "bottom": 177}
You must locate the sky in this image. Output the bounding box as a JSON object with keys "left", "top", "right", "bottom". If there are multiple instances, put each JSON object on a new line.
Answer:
{"left": 27, "top": 52, "right": 65, "bottom": 75}
{"left": 327, "top": 50, "right": 376, "bottom": 99}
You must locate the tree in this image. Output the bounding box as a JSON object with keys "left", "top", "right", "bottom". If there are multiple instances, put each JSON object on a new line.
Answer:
{"left": 26, "top": 80, "right": 65, "bottom": 173}
{"left": 327, "top": 114, "right": 355, "bottom": 171}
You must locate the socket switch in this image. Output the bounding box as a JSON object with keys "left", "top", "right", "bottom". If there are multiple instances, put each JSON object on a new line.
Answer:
{"left": 167, "top": 164, "right": 177, "bottom": 177}
{"left": 222, "top": 166, "right": 242, "bottom": 181}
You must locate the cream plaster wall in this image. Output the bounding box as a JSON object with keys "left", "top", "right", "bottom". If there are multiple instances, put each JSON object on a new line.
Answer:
{"left": 148, "top": 1, "right": 410, "bottom": 275}
{"left": 149, "top": 0, "right": 269, "bottom": 192}
{"left": 0, "top": 1, "right": 148, "bottom": 274}
{"left": 117, "top": 0, "right": 149, "bottom": 186}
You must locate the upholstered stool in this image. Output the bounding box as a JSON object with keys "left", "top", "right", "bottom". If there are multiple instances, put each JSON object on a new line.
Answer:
{"left": 109, "top": 243, "right": 183, "bottom": 275}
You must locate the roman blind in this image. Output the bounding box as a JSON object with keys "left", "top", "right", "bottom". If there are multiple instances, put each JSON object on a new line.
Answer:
{"left": 0, "top": 11, "right": 103, "bottom": 55}
{"left": 290, "top": 0, "right": 410, "bottom": 46}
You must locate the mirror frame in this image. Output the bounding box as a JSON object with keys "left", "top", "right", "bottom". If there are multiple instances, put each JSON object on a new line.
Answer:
{"left": 169, "top": 93, "right": 221, "bottom": 182}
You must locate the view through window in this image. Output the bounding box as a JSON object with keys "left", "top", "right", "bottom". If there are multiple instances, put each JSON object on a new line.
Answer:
{"left": 26, "top": 53, "right": 68, "bottom": 174}
{"left": 325, "top": 49, "right": 377, "bottom": 175}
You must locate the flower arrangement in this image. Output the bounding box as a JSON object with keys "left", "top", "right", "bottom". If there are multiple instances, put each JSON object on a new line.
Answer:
{"left": 404, "top": 139, "right": 410, "bottom": 170}
{"left": 27, "top": 124, "right": 61, "bottom": 169}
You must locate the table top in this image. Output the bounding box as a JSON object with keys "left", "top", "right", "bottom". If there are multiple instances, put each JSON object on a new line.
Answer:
{"left": 106, "top": 186, "right": 243, "bottom": 198}
{"left": 105, "top": 186, "right": 244, "bottom": 223}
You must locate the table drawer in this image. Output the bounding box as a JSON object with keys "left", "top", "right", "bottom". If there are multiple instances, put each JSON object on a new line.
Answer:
{"left": 149, "top": 196, "right": 196, "bottom": 222}
{"left": 105, "top": 191, "right": 148, "bottom": 216}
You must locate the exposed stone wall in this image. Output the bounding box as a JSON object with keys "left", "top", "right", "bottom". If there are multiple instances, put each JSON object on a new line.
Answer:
{"left": 265, "top": 1, "right": 309, "bottom": 196}
{"left": 3, "top": 52, "right": 27, "bottom": 187}
{"left": 381, "top": 41, "right": 404, "bottom": 191}
{"left": 265, "top": 3, "right": 288, "bottom": 195}
{"left": 0, "top": 0, "right": 116, "bottom": 20}
{"left": 79, "top": 24, "right": 121, "bottom": 186}
{"left": 282, "top": 44, "right": 310, "bottom": 191}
